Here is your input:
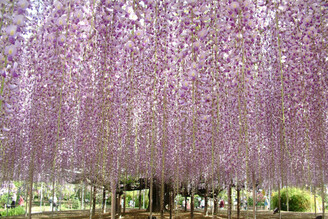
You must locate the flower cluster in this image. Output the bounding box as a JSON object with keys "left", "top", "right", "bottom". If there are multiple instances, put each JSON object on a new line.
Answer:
{"left": 0, "top": 0, "right": 327, "bottom": 194}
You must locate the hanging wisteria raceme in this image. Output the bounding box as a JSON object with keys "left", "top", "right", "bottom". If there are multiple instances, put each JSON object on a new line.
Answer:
{"left": 0, "top": 0, "right": 32, "bottom": 181}
{"left": 0, "top": 0, "right": 328, "bottom": 195}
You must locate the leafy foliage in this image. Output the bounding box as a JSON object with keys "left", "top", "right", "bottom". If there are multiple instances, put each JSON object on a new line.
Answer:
{"left": 0, "top": 194, "right": 10, "bottom": 209}
{"left": 248, "top": 197, "right": 265, "bottom": 207}
{"left": 0, "top": 206, "right": 25, "bottom": 216}
{"left": 271, "top": 187, "right": 320, "bottom": 212}
{"left": 125, "top": 191, "right": 149, "bottom": 208}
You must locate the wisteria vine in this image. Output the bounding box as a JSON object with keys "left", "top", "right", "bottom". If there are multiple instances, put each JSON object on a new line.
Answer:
{"left": 0, "top": 0, "right": 327, "bottom": 197}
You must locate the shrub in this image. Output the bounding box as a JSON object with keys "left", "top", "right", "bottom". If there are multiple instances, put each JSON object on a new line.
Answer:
{"left": 271, "top": 187, "right": 320, "bottom": 212}
{"left": 71, "top": 198, "right": 80, "bottom": 209}
{"left": 177, "top": 195, "right": 184, "bottom": 206}
{"left": 0, "top": 194, "right": 9, "bottom": 208}
{"left": 125, "top": 194, "right": 132, "bottom": 206}
{"left": 247, "top": 197, "right": 253, "bottom": 206}
{"left": 134, "top": 193, "right": 144, "bottom": 208}
{"left": 0, "top": 206, "right": 25, "bottom": 216}
{"left": 247, "top": 193, "right": 265, "bottom": 207}
{"left": 194, "top": 195, "right": 200, "bottom": 208}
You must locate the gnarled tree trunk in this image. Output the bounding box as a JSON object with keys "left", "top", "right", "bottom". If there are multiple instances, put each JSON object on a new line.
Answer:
{"left": 147, "top": 181, "right": 171, "bottom": 213}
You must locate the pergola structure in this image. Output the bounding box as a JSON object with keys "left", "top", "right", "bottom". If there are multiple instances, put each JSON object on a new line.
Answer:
{"left": 0, "top": 0, "right": 327, "bottom": 218}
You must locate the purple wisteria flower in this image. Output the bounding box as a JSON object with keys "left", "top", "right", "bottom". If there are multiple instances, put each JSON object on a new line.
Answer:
{"left": 5, "top": 45, "right": 17, "bottom": 57}
{"left": 6, "top": 25, "right": 17, "bottom": 37}
{"left": 14, "top": 15, "right": 25, "bottom": 26}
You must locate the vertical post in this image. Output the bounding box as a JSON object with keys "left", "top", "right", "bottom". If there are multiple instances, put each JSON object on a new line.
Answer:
{"left": 117, "top": 193, "right": 122, "bottom": 217}
{"left": 204, "top": 188, "right": 208, "bottom": 216}
{"left": 169, "top": 190, "right": 173, "bottom": 219}
{"left": 28, "top": 174, "right": 34, "bottom": 219}
{"left": 139, "top": 189, "right": 142, "bottom": 210}
{"left": 286, "top": 186, "right": 289, "bottom": 211}
{"left": 6, "top": 182, "right": 10, "bottom": 217}
{"left": 214, "top": 194, "right": 218, "bottom": 216}
{"left": 82, "top": 183, "right": 84, "bottom": 210}
{"left": 227, "top": 184, "right": 232, "bottom": 219}
{"left": 89, "top": 185, "right": 93, "bottom": 219}
{"left": 149, "top": 176, "right": 153, "bottom": 219}
{"left": 322, "top": 183, "right": 325, "bottom": 219}
{"left": 237, "top": 188, "right": 240, "bottom": 219}
{"left": 115, "top": 191, "right": 120, "bottom": 214}
{"left": 59, "top": 184, "right": 62, "bottom": 211}
{"left": 245, "top": 182, "right": 249, "bottom": 219}
{"left": 278, "top": 182, "right": 281, "bottom": 219}
{"left": 268, "top": 186, "right": 271, "bottom": 211}
{"left": 105, "top": 195, "right": 107, "bottom": 213}
{"left": 92, "top": 186, "right": 96, "bottom": 216}
{"left": 111, "top": 185, "right": 116, "bottom": 219}
{"left": 52, "top": 180, "right": 55, "bottom": 216}
{"left": 143, "top": 189, "right": 145, "bottom": 209}
{"left": 40, "top": 182, "right": 43, "bottom": 212}
{"left": 314, "top": 187, "right": 317, "bottom": 217}
{"left": 102, "top": 187, "right": 106, "bottom": 213}
{"left": 115, "top": 193, "right": 119, "bottom": 213}
{"left": 246, "top": 184, "right": 249, "bottom": 219}
{"left": 25, "top": 183, "right": 28, "bottom": 217}
{"left": 191, "top": 188, "right": 194, "bottom": 219}
{"left": 132, "top": 190, "right": 135, "bottom": 208}
{"left": 253, "top": 176, "right": 256, "bottom": 219}
{"left": 184, "top": 195, "right": 187, "bottom": 212}
{"left": 123, "top": 192, "right": 126, "bottom": 214}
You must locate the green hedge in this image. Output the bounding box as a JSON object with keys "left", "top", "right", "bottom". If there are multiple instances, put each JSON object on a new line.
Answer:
{"left": 271, "top": 187, "right": 320, "bottom": 212}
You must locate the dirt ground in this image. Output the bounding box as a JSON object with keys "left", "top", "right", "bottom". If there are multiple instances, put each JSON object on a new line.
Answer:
{"left": 2, "top": 209, "right": 323, "bottom": 219}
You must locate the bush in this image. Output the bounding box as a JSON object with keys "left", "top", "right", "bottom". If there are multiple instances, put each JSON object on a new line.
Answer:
{"left": 247, "top": 197, "right": 253, "bottom": 207}
{"left": 0, "top": 206, "right": 25, "bottom": 216}
{"left": 135, "top": 193, "right": 146, "bottom": 208}
{"left": 0, "top": 194, "right": 9, "bottom": 208}
{"left": 177, "top": 195, "right": 184, "bottom": 206}
{"left": 123, "top": 191, "right": 149, "bottom": 208}
{"left": 246, "top": 192, "right": 266, "bottom": 207}
{"left": 271, "top": 187, "right": 320, "bottom": 212}
{"left": 194, "top": 195, "right": 200, "bottom": 208}
{"left": 72, "top": 198, "right": 80, "bottom": 209}
{"left": 125, "top": 194, "right": 132, "bottom": 206}
{"left": 247, "top": 197, "right": 265, "bottom": 207}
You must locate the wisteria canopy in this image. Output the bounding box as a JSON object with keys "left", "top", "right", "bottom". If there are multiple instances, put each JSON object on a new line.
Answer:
{"left": 0, "top": 0, "right": 328, "bottom": 191}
